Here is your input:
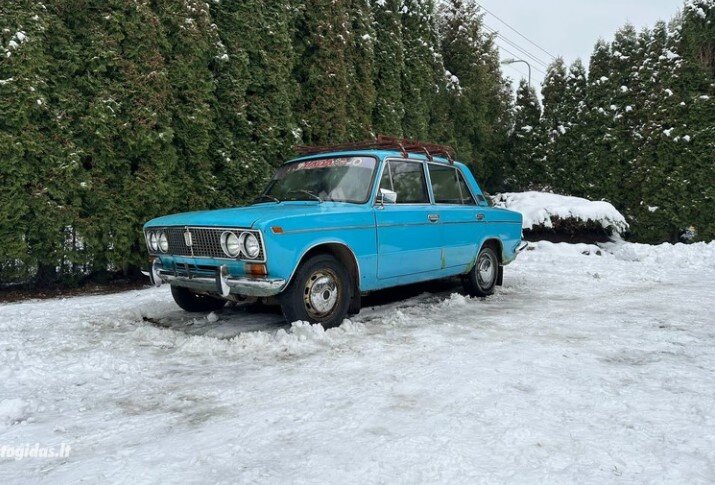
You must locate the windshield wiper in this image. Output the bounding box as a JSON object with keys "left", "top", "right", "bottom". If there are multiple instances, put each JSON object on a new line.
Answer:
{"left": 287, "top": 190, "right": 323, "bottom": 203}
{"left": 253, "top": 194, "right": 280, "bottom": 204}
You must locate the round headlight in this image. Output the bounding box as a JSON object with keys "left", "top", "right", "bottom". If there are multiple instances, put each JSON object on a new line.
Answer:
{"left": 241, "top": 232, "right": 261, "bottom": 259}
{"left": 158, "top": 232, "right": 169, "bottom": 253}
{"left": 220, "top": 231, "right": 241, "bottom": 258}
{"left": 149, "top": 232, "right": 159, "bottom": 251}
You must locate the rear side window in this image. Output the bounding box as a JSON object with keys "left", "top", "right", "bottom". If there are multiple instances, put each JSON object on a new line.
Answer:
{"left": 379, "top": 161, "right": 429, "bottom": 204}
{"left": 428, "top": 165, "right": 476, "bottom": 205}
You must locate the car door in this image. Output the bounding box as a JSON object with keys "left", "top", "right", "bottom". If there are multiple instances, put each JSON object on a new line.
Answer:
{"left": 427, "top": 163, "right": 484, "bottom": 270}
{"left": 374, "top": 159, "right": 442, "bottom": 279}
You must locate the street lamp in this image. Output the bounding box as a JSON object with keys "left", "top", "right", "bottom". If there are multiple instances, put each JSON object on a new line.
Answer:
{"left": 501, "top": 58, "right": 532, "bottom": 87}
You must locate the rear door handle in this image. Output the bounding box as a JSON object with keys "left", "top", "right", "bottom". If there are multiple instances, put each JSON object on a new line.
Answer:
{"left": 428, "top": 214, "right": 440, "bottom": 222}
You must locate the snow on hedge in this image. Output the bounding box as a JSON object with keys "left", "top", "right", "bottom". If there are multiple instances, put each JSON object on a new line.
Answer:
{"left": 492, "top": 191, "right": 629, "bottom": 235}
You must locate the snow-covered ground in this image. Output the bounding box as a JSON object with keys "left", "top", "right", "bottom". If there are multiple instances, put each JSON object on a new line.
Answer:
{"left": 493, "top": 191, "right": 629, "bottom": 235}
{"left": 1, "top": 241, "right": 714, "bottom": 484}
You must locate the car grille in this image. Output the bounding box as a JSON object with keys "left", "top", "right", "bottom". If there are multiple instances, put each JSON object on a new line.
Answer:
{"left": 145, "top": 227, "right": 265, "bottom": 262}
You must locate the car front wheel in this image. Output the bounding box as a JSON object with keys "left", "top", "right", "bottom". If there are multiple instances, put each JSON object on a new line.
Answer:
{"left": 463, "top": 246, "right": 499, "bottom": 297}
{"left": 170, "top": 285, "right": 226, "bottom": 312}
{"left": 280, "top": 254, "right": 351, "bottom": 328}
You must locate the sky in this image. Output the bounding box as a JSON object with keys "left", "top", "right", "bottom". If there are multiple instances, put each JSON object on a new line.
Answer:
{"left": 477, "top": 0, "right": 685, "bottom": 88}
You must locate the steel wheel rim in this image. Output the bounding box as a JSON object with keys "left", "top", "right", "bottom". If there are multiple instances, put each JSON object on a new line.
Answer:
{"left": 477, "top": 252, "right": 496, "bottom": 288}
{"left": 303, "top": 269, "right": 340, "bottom": 318}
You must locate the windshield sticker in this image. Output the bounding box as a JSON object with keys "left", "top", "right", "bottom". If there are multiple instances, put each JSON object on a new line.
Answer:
{"left": 284, "top": 157, "right": 375, "bottom": 173}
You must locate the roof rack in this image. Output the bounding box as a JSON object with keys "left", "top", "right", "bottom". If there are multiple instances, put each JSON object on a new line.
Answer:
{"left": 294, "top": 135, "right": 455, "bottom": 164}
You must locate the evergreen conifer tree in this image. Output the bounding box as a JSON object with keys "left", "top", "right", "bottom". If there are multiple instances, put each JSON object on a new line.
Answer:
{"left": 209, "top": 0, "right": 272, "bottom": 206}
{"left": 506, "top": 79, "right": 542, "bottom": 190}
{"left": 346, "top": 0, "right": 377, "bottom": 139}
{"left": 293, "top": 0, "right": 352, "bottom": 144}
{"left": 401, "top": 0, "right": 438, "bottom": 140}
{"left": 372, "top": 0, "right": 405, "bottom": 136}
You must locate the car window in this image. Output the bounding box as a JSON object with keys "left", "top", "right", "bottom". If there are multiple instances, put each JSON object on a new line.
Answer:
{"left": 428, "top": 165, "right": 476, "bottom": 205}
{"left": 379, "top": 161, "right": 429, "bottom": 204}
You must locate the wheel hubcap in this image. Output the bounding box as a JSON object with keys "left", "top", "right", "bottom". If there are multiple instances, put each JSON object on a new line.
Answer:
{"left": 304, "top": 269, "right": 339, "bottom": 318}
{"left": 477, "top": 253, "right": 495, "bottom": 287}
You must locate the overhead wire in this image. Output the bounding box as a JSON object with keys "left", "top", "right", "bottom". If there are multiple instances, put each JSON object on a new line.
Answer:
{"left": 475, "top": 2, "right": 558, "bottom": 61}
{"left": 482, "top": 23, "right": 551, "bottom": 69}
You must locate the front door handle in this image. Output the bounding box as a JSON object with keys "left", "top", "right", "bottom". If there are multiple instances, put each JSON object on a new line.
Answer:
{"left": 428, "top": 214, "right": 440, "bottom": 222}
{"left": 476, "top": 212, "right": 485, "bottom": 221}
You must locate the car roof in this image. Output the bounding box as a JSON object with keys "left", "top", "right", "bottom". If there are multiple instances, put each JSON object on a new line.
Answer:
{"left": 285, "top": 149, "right": 464, "bottom": 168}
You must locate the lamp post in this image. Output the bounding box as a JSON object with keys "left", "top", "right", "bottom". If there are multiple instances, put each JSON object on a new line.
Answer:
{"left": 501, "top": 58, "right": 532, "bottom": 87}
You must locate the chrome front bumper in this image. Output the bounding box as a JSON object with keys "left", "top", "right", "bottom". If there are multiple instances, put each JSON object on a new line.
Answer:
{"left": 142, "top": 260, "right": 286, "bottom": 297}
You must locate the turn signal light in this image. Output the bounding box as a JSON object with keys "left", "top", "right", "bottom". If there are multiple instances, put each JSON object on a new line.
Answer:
{"left": 245, "top": 263, "right": 267, "bottom": 276}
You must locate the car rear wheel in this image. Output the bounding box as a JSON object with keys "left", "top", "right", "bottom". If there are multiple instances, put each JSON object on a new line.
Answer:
{"left": 280, "top": 254, "right": 351, "bottom": 328}
{"left": 463, "top": 246, "right": 499, "bottom": 297}
{"left": 170, "top": 285, "right": 226, "bottom": 312}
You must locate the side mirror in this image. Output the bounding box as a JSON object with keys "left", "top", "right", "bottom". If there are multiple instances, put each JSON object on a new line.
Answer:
{"left": 377, "top": 188, "right": 398, "bottom": 205}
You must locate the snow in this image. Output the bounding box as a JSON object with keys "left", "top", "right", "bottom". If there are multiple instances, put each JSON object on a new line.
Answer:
{"left": 3, "top": 31, "right": 28, "bottom": 57}
{"left": 1, "top": 241, "right": 714, "bottom": 482}
{"left": 492, "top": 191, "right": 629, "bottom": 235}
{"left": 0, "top": 399, "right": 28, "bottom": 428}
{"left": 2, "top": 241, "right": 715, "bottom": 481}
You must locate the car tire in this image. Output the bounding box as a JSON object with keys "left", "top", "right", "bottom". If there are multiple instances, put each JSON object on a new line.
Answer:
{"left": 280, "top": 254, "right": 351, "bottom": 328}
{"left": 170, "top": 285, "right": 226, "bottom": 312}
{"left": 463, "top": 246, "right": 499, "bottom": 297}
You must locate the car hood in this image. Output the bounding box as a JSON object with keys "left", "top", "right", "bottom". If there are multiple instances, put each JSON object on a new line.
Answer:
{"left": 144, "top": 202, "right": 360, "bottom": 229}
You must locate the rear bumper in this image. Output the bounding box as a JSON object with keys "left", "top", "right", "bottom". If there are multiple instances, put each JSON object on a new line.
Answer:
{"left": 142, "top": 259, "right": 286, "bottom": 297}
{"left": 516, "top": 240, "right": 529, "bottom": 253}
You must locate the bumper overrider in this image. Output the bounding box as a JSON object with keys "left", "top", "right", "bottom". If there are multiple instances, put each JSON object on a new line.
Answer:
{"left": 142, "top": 259, "right": 286, "bottom": 298}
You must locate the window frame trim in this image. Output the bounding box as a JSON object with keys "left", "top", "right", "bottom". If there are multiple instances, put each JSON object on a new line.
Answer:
{"left": 374, "top": 157, "right": 433, "bottom": 206}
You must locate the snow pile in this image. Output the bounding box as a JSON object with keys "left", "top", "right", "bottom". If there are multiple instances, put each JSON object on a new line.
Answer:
{"left": 605, "top": 240, "right": 715, "bottom": 268}
{"left": 493, "top": 191, "right": 629, "bottom": 235}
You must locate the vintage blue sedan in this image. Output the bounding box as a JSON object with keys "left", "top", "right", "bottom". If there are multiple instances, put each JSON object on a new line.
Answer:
{"left": 143, "top": 144, "right": 526, "bottom": 327}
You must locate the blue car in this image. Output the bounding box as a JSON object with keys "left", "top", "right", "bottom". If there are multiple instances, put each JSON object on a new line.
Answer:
{"left": 143, "top": 143, "right": 526, "bottom": 327}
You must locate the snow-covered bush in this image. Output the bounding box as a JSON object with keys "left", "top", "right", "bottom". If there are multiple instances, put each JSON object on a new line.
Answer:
{"left": 492, "top": 191, "right": 628, "bottom": 243}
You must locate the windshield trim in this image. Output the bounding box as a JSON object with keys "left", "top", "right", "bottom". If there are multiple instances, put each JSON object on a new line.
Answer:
{"left": 259, "top": 155, "right": 380, "bottom": 205}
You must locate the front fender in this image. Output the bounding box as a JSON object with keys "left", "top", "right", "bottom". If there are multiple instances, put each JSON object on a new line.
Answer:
{"left": 260, "top": 227, "right": 378, "bottom": 291}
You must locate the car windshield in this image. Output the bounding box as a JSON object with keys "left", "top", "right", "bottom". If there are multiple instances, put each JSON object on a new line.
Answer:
{"left": 261, "top": 156, "right": 377, "bottom": 203}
